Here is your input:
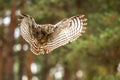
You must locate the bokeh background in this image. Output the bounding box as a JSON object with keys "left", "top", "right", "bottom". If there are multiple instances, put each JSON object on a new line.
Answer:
{"left": 0, "top": 0, "right": 120, "bottom": 80}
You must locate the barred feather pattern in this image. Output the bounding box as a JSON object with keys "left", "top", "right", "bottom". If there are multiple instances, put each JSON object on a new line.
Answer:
{"left": 19, "top": 14, "right": 87, "bottom": 55}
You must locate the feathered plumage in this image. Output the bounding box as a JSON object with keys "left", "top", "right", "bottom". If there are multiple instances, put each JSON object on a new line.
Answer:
{"left": 18, "top": 14, "right": 87, "bottom": 55}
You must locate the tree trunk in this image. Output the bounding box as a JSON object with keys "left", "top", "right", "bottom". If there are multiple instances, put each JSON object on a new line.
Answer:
{"left": 41, "top": 55, "right": 51, "bottom": 80}
{"left": 18, "top": 0, "right": 26, "bottom": 80}
{"left": 2, "top": 44, "right": 9, "bottom": 80}
{"left": 19, "top": 39, "right": 25, "bottom": 80}
{"left": 26, "top": 52, "right": 35, "bottom": 80}
{"left": 0, "top": 46, "right": 3, "bottom": 80}
{"left": 0, "top": 11, "right": 5, "bottom": 80}
{"left": 63, "top": 61, "right": 70, "bottom": 80}
{"left": 6, "top": 0, "right": 17, "bottom": 79}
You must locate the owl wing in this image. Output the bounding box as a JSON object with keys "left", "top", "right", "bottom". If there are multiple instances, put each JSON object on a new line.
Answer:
{"left": 19, "top": 14, "right": 43, "bottom": 55}
{"left": 46, "top": 15, "right": 87, "bottom": 52}
{"left": 19, "top": 14, "right": 87, "bottom": 55}
{"left": 19, "top": 14, "right": 34, "bottom": 43}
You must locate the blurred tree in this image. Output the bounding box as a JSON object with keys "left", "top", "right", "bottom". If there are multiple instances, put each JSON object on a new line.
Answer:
{"left": 6, "top": 0, "right": 17, "bottom": 79}
{"left": 18, "top": 0, "right": 26, "bottom": 80}
{"left": 0, "top": 0, "right": 120, "bottom": 80}
{"left": 26, "top": 52, "right": 35, "bottom": 80}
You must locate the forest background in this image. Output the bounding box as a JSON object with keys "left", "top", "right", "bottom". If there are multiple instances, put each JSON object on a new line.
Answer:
{"left": 0, "top": 0, "right": 120, "bottom": 80}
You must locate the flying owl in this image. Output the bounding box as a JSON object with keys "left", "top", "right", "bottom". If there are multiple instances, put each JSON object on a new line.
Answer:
{"left": 18, "top": 14, "right": 87, "bottom": 55}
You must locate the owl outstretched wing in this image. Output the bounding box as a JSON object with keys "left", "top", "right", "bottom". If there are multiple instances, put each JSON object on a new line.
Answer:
{"left": 45, "top": 15, "right": 87, "bottom": 53}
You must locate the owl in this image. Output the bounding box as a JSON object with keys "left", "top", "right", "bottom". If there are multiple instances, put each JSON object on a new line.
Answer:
{"left": 18, "top": 14, "right": 87, "bottom": 55}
